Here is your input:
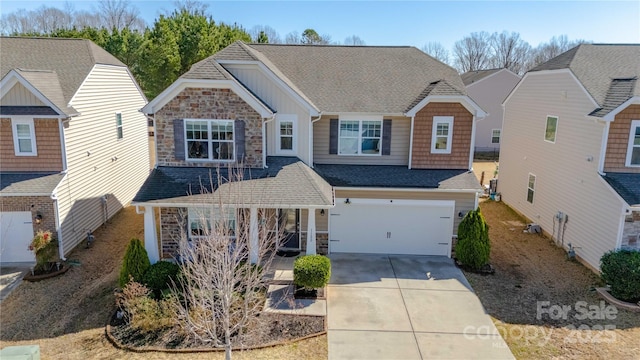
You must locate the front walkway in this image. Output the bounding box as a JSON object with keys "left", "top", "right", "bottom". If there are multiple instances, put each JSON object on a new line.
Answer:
{"left": 327, "top": 254, "right": 514, "bottom": 360}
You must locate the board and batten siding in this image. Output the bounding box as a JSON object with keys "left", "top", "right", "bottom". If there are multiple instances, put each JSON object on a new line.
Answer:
{"left": 56, "top": 65, "right": 149, "bottom": 256}
{"left": 500, "top": 71, "right": 625, "bottom": 270}
{"left": 333, "top": 189, "right": 475, "bottom": 234}
{"left": 223, "top": 64, "right": 312, "bottom": 165}
{"left": 2, "top": 82, "right": 46, "bottom": 106}
{"left": 313, "top": 116, "right": 410, "bottom": 165}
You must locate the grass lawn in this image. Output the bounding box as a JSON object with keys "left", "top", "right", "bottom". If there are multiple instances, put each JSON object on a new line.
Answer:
{"left": 0, "top": 207, "right": 327, "bottom": 360}
{"left": 470, "top": 200, "right": 640, "bottom": 359}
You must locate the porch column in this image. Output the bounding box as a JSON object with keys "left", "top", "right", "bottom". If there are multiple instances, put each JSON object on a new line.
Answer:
{"left": 249, "top": 207, "right": 259, "bottom": 264}
{"left": 307, "top": 209, "right": 316, "bottom": 255}
{"left": 143, "top": 206, "right": 160, "bottom": 264}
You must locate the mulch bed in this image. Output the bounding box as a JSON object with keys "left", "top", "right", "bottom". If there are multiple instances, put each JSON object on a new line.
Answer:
{"left": 294, "top": 285, "right": 326, "bottom": 300}
{"left": 23, "top": 263, "right": 69, "bottom": 282}
{"left": 454, "top": 259, "right": 495, "bottom": 275}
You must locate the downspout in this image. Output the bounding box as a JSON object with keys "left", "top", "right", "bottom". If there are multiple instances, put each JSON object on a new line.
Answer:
{"left": 408, "top": 115, "right": 415, "bottom": 169}
{"left": 58, "top": 118, "right": 69, "bottom": 171}
{"left": 51, "top": 193, "right": 65, "bottom": 261}
{"left": 598, "top": 120, "right": 610, "bottom": 175}
{"left": 469, "top": 114, "right": 478, "bottom": 171}
{"left": 310, "top": 112, "right": 323, "bottom": 168}
{"left": 263, "top": 115, "right": 276, "bottom": 168}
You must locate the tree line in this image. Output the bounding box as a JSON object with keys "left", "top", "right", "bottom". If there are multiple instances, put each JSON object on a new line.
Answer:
{"left": 1, "top": 0, "right": 587, "bottom": 99}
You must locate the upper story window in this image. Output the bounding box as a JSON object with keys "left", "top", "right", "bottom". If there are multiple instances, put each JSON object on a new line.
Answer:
{"left": 339, "top": 118, "right": 382, "bottom": 156}
{"left": 11, "top": 117, "right": 37, "bottom": 156}
{"left": 431, "top": 116, "right": 454, "bottom": 154}
{"left": 626, "top": 120, "right": 640, "bottom": 167}
{"left": 185, "top": 119, "right": 234, "bottom": 161}
{"left": 491, "top": 129, "right": 501, "bottom": 144}
{"left": 115, "top": 112, "right": 123, "bottom": 139}
{"left": 276, "top": 114, "right": 297, "bottom": 154}
{"left": 188, "top": 207, "right": 237, "bottom": 239}
{"left": 527, "top": 173, "right": 536, "bottom": 204}
{"left": 545, "top": 116, "right": 558, "bottom": 143}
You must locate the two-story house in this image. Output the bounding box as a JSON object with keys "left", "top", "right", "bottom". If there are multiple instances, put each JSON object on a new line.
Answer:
{"left": 461, "top": 68, "right": 520, "bottom": 155}
{"left": 0, "top": 37, "right": 149, "bottom": 264}
{"left": 499, "top": 44, "right": 640, "bottom": 272}
{"left": 134, "top": 42, "right": 485, "bottom": 263}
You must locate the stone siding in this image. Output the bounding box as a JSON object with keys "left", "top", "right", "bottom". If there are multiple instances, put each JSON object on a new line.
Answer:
{"left": 160, "top": 207, "right": 187, "bottom": 259}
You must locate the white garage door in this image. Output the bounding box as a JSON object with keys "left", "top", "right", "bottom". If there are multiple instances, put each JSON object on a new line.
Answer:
{"left": 330, "top": 199, "right": 454, "bottom": 256}
{"left": 0, "top": 212, "right": 36, "bottom": 264}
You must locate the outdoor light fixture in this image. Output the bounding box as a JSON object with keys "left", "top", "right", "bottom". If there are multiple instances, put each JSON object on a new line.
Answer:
{"left": 345, "top": 198, "right": 351, "bottom": 204}
{"left": 320, "top": 209, "right": 325, "bottom": 216}
{"left": 34, "top": 212, "right": 43, "bottom": 224}
{"left": 458, "top": 211, "right": 465, "bottom": 218}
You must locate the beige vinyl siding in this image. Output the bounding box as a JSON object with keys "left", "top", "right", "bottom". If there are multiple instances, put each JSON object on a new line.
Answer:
{"left": 500, "top": 71, "right": 625, "bottom": 270}
{"left": 2, "top": 82, "right": 46, "bottom": 106}
{"left": 313, "top": 116, "right": 410, "bottom": 165}
{"left": 300, "top": 208, "right": 329, "bottom": 233}
{"left": 56, "top": 65, "right": 149, "bottom": 256}
{"left": 466, "top": 70, "right": 520, "bottom": 150}
{"left": 334, "top": 189, "right": 476, "bottom": 234}
{"left": 224, "top": 65, "right": 312, "bottom": 164}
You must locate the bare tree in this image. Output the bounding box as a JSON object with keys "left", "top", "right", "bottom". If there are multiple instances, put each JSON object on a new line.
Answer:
{"left": 489, "top": 31, "right": 532, "bottom": 75}
{"left": 528, "top": 35, "right": 589, "bottom": 69}
{"left": 170, "top": 0, "right": 209, "bottom": 15}
{"left": 453, "top": 31, "right": 492, "bottom": 72}
{"left": 173, "top": 167, "right": 284, "bottom": 360}
{"left": 284, "top": 31, "right": 300, "bottom": 44}
{"left": 344, "top": 35, "right": 365, "bottom": 46}
{"left": 421, "top": 41, "right": 450, "bottom": 64}
{"left": 249, "top": 25, "right": 281, "bottom": 44}
{"left": 97, "top": 0, "right": 145, "bottom": 31}
{"left": 0, "top": 9, "right": 36, "bottom": 34}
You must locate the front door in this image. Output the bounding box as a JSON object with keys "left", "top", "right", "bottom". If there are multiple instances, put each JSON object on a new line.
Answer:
{"left": 279, "top": 209, "right": 299, "bottom": 249}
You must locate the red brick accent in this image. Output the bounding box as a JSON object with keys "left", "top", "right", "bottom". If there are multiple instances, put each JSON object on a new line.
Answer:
{"left": 0, "top": 196, "right": 56, "bottom": 236}
{"left": 1, "top": 118, "right": 63, "bottom": 172}
{"left": 604, "top": 105, "right": 640, "bottom": 173}
{"left": 411, "top": 103, "right": 472, "bottom": 169}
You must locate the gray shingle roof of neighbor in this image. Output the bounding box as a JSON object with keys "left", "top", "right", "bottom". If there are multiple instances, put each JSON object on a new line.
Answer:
{"left": 212, "top": 42, "right": 467, "bottom": 114}
{"left": 312, "top": 164, "right": 482, "bottom": 190}
{"left": 530, "top": 44, "right": 640, "bottom": 116}
{"left": 0, "top": 106, "right": 59, "bottom": 116}
{"left": 133, "top": 157, "right": 333, "bottom": 207}
{"left": 461, "top": 68, "right": 503, "bottom": 86}
{"left": 0, "top": 36, "right": 126, "bottom": 112}
{"left": 0, "top": 172, "right": 64, "bottom": 195}
{"left": 602, "top": 173, "right": 640, "bottom": 207}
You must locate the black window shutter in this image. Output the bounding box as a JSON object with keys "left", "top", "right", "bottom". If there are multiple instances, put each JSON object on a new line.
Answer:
{"left": 173, "top": 119, "right": 185, "bottom": 160}
{"left": 382, "top": 119, "right": 392, "bottom": 156}
{"left": 234, "top": 120, "right": 246, "bottom": 162}
{"left": 329, "top": 119, "right": 339, "bottom": 154}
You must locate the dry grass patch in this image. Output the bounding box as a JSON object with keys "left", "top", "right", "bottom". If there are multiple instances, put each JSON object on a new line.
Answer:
{"left": 469, "top": 201, "right": 640, "bottom": 359}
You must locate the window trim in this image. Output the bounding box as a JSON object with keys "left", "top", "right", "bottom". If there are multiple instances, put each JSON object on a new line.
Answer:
{"left": 625, "top": 120, "right": 640, "bottom": 167}
{"left": 431, "top": 116, "right": 454, "bottom": 154}
{"left": 544, "top": 115, "right": 558, "bottom": 143}
{"left": 527, "top": 173, "right": 536, "bottom": 204}
{"left": 11, "top": 117, "right": 37, "bottom": 156}
{"left": 491, "top": 129, "right": 501, "bottom": 144}
{"left": 184, "top": 118, "right": 236, "bottom": 162}
{"left": 115, "top": 112, "right": 123, "bottom": 140}
{"left": 187, "top": 207, "right": 237, "bottom": 240}
{"left": 276, "top": 114, "right": 297, "bottom": 155}
{"left": 337, "top": 116, "right": 383, "bottom": 156}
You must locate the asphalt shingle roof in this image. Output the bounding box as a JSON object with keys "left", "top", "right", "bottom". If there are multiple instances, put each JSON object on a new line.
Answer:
{"left": 461, "top": 69, "right": 503, "bottom": 86}
{"left": 602, "top": 173, "right": 640, "bottom": 207}
{"left": 312, "top": 164, "right": 481, "bottom": 190}
{"left": 531, "top": 44, "right": 640, "bottom": 116}
{"left": 1, "top": 37, "right": 126, "bottom": 113}
{"left": 0, "top": 172, "right": 64, "bottom": 195}
{"left": 133, "top": 157, "right": 333, "bottom": 207}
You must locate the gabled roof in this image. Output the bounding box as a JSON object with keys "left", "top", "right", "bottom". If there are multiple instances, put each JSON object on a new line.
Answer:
{"left": 0, "top": 172, "right": 64, "bottom": 196}
{"left": 601, "top": 173, "right": 640, "bottom": 207}
{"left": 530, "top": 44, "right": 640, "bottom": 117}
{"left": 461, "top": 68, "right": 503, "bottom": 86}
{"left": 0, "top": 37, "right": 126, "bottom": 111}
{"left": 3, "top": 69, "right": 79, "bottom": 116}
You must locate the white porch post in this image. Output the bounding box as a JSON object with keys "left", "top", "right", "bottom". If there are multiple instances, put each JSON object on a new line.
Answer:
{"left": 143, "top": 206, "right": 160, "bottom": 264}
{"left": 249, "top": 207, "right": 259, "bottom": 264}
{"left": 307, "top": 209, "right": 316, "bottom": 255}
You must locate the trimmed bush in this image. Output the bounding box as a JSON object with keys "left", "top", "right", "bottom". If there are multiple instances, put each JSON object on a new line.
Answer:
{"left": 600, "top": 250, "right": 640, "bottom": 303}
{"left": 294, "top": 255, "right": 331, "bottom": 290}
{"left": 119, "top": 238, "right": 151, "bottom": 288}
{"left": 455, "top": 209, "right": 491, "bottom": 270}
{"left": 142, "top": 261, "right": 180, "bottom": 298}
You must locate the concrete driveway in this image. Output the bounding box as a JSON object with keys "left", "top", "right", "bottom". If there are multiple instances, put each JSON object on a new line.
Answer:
{"left": 327, "top": 254, "right": 514, "bottom": 360}
{"left": 0, "top": 266, "right": 29, "bottom": 303}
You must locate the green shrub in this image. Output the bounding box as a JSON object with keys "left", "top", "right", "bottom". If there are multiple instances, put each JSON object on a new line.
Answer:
{"left": 455, "top": 209, "right": 491, "bottom": 270}
{"left": 119, "top": 238, "right": 151, "bottom": 288}
{"left": 600, "top": 250, "right": 640, "bottom": 303}
{"left": 142, "top": 261, "right": 180, "bottom": 297}
{"left": 294, "top": 255, "right": 331, "bottom": 289}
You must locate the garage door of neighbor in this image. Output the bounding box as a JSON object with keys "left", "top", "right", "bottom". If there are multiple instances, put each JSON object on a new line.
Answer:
{"left": 0, "top": 212, "right": 36, "bottom": 263}
{"left": 330, "top": 199, "right": 454, "bottom": 256}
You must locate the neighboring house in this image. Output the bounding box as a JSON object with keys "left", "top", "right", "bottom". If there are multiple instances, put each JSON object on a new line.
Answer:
{"left": 0, "top": 37, "right": 149, "bottom": 264}
{"left": 500, "top": 44, "right": 640, "bottom": 272}
{"left": 134, "top": 42, "right": 486, "bottom": 263}
{"left": 461, "top": 68, "right": 520, "bottom": 154}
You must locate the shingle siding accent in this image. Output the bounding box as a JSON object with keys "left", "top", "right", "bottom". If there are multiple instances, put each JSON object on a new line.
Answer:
{"left": 0, "top": 118, "right": 63, "bottom": 172}
{"left": 604, "top": 105, "right": 640, "bottom": 173}
{"left": 155, "top": 87, "right": 263, "bottom": 168}
{"left": 0, "top": 195, "right": 56, "bottom": 236}
{"left": 410, "top": 103, "right": 472, "bottom": 169}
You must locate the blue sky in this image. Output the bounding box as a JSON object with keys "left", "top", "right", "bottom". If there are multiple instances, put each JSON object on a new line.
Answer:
{"left": 1, "top": 1, "right": 639, "bottom": 50}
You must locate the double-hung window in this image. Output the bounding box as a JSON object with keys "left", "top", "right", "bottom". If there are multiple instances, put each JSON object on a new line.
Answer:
{"left": 188, "top": 207, "right": 237, "bottom": 239}
{"left": 491, "top": 129, "right": 501, "bottom": 144}
{"left": 338, "top": 117, "right": 382, "bottom": 155}
{"left": 431, "top": 116, "right": 454, "bottom": 154}
{"left": 545, "top": 116, "right": 558, "bottom": 143}
{"left": 12, "top": 117, "right": 37, "bottom": 156}
{"left": 185, "top": 119, "right": 234, "bottom": 161}
{"left": 527, "top": 173, "right": 536, "bottom": 204}
{"left": 276, "top": 114, "right": 296, "bottom": 153}
{"left": 626, "top": 120, "right": 640, "bottom": 167}
{"left": 115, "top": 112, "right": 123, "bottom": 139}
